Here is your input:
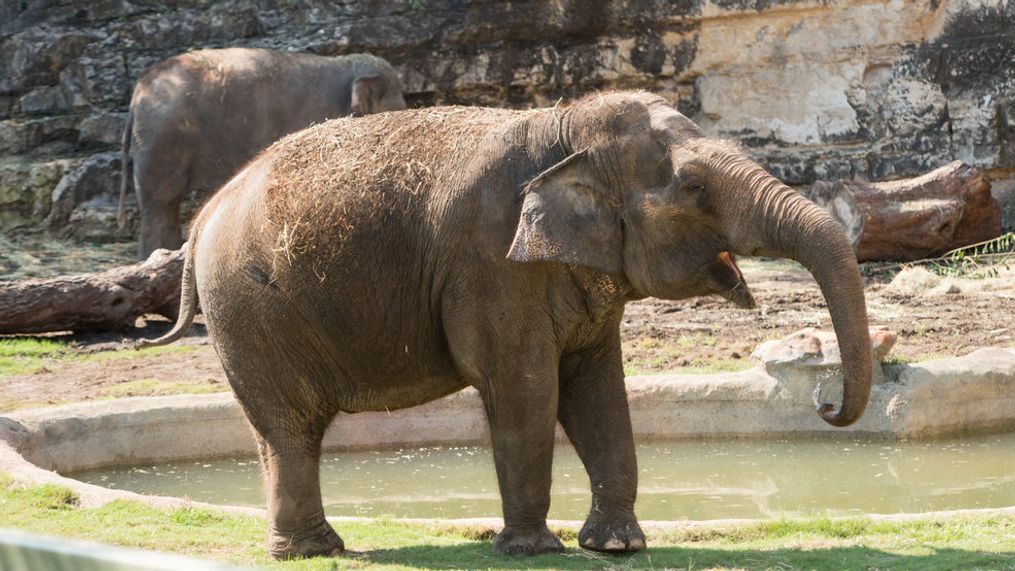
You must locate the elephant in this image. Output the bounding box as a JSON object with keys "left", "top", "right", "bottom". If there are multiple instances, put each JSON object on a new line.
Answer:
{"left": 117, "top": 47, "right": 407, "bottom": 259}
{"left": 143, "top": 91, "right": 871, "bottom": 559}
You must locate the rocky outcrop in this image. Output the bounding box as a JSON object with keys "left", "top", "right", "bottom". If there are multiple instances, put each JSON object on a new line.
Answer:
{"left": 1, "top": 0, "right": 1013, "bottom": 241}
{"left": 752, "top": 326, "right": 898, "bottom": 399}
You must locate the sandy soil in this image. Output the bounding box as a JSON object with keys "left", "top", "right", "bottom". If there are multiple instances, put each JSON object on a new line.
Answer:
{"left": 1, "top": 240, "right": 1012, "bottom": 411}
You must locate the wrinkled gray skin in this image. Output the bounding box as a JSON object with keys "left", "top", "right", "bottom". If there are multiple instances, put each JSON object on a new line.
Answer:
{"left": 144, "top": 92, "right": 870, "bottom": 559}
{"left": 119, "top": 47, "right": 406, "bottom": 259}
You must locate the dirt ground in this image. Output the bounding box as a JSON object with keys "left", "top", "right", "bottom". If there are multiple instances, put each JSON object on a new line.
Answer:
{"left": 1, "top": 237, "right": 1013, "bottom": 411}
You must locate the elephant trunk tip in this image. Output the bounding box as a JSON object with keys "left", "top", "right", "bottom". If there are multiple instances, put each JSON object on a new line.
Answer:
{"left": 813, "top": 386, "right": 868, "bottom": 427}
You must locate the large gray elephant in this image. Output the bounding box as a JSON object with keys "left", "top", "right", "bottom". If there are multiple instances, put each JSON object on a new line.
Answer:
{"left": 144, "top": 92, "right": 871, "bottom": 559}
{"left": 118, "top": 47, "right": 406, "bottom": 259}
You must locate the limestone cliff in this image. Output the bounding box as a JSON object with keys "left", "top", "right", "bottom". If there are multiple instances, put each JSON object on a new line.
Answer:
{"left": 1, "top": 0, "right": 1013, "bottom": 239}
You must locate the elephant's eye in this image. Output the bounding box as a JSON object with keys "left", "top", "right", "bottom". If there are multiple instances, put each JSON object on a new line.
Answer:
{"left": 677, "top": 176, "right": 705, "bottom": 195}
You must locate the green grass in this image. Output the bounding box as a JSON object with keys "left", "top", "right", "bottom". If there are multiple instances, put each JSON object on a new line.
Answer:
{"left": 625, "top": 358, "right": 752, "bottom": 377}
{"left": 2, "top": 474, "right": 1012, "bottom": 569}
{"left": 622, "top": 333, "right": 753, "bottom": 377}
{"left": 0, "top": 338, "right": 197, "bottom": 378}
{"left": 0, "top": 338, "right": 70, "bottom": 375}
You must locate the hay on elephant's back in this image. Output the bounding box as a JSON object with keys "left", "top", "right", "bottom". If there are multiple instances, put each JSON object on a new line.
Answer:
{"left": 263, "top": 106, "right": 528, "bottom": 261}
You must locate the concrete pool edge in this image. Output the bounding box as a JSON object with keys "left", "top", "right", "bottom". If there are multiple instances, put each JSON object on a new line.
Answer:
{"left": 0, "top": 348, "right": 1013, "bottom": 516}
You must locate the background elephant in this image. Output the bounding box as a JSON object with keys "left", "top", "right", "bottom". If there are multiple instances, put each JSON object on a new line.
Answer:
{"left": 144, "top": 92, "right": 871, "bottom": 559}
{"left": 118, "top": 47, "right": 406, "bottom": 259}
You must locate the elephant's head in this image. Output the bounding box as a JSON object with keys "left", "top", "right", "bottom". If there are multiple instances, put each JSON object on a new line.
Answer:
{"left": 508, "top": 92, "right": 870, "bottom": 427}
{"left": 350, "top": 74, "right": 407, "bottom": 116}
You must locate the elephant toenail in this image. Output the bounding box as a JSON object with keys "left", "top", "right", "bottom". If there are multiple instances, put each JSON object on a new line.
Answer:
{"left": 603, "top": 538, "right": 625, "bottom": 550}
{"left": 630, "top": 538, "right": 645, "bottom": 550}
{"left": 583, "top": 537, "right": 596, "bottom": 547}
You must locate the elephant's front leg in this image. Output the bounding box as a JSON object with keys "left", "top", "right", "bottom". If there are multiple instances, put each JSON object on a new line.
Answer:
{"left": 481, "top": 358, "right": 564, "bottom": 555}
{"left": 558, "top": 332, "right": 646, "bottom": 553}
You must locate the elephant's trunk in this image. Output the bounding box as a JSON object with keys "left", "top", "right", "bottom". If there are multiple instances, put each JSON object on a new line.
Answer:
{"left": 717, "top": 158, "right": 872, "bottom": 427}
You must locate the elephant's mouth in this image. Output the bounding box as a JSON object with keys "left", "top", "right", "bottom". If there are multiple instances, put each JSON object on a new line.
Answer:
{"left": 717, "top": 251, "right": 757, "bottom": 309}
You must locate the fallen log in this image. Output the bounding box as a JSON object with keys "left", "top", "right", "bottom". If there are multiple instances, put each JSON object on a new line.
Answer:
{"left": 807, "top": 161, "right": 1002, "bottom": 262}
{"left": 0, "top": 247, "right": 184, "bottom": 334}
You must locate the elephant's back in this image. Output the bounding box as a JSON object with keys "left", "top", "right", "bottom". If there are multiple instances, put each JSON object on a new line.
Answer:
{"left": 260, "top": 106, "right": 529, "bottom": 260}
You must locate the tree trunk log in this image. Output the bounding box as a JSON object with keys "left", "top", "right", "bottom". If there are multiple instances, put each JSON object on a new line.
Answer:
{"left": 807, "top": 161, "right": 1002, "bottom": 262}
{"left": 0, "top": 247, "right": 183, "bottom": 334}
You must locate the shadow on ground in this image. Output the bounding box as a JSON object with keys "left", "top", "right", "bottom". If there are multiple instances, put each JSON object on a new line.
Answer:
{"left": 355, "top": 544, "right": 1013, "bottom": 570}
{"left": 40, "top": 320, "right": 208, "bottom": 351}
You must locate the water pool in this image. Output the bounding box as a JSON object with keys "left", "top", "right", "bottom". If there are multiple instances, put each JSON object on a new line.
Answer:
{"left": 69, "top": 432, "right": 1015, "bottom": 520}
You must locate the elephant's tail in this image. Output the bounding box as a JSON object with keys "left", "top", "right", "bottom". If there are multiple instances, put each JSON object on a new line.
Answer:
{"left": 134, "top": 240, "right": 198, "bottom": 349}
{"left": 116, "top": 110, "right": 133, "bottom": 229}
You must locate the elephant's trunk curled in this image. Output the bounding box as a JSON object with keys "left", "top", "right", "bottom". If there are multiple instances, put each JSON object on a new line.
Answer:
{"left": 720, "top": 161, "right": 872, "bottom": 427}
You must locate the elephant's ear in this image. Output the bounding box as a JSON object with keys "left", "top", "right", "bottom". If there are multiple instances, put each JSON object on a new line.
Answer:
{"left": 351, "top": 75, "right": 383, "bottom": 116}
{"left": 507, "top": 149, "right": 622, "bottom": 274}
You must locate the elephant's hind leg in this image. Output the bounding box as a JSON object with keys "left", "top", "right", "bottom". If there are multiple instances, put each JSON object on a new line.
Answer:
{"left": 253, "top": 428, "right": 344, "bottom": 559}
{"left": 215, "top": 337, "right": 343, "bottom": 558}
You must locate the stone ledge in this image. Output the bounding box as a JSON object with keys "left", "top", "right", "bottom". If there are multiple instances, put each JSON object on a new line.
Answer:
{"left": 0, "top": 348, "right": 1012, "bottom": 513}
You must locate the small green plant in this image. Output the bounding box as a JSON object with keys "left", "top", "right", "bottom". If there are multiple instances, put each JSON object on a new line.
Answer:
{"left": 861, "top": 232, "right": 1015, "bottom": 280}
{"left": 927, "top": 232, "right": 1014, "bottom": 278}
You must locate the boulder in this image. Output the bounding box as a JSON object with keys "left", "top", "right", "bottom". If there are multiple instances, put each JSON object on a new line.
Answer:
{"left": 77, "top": 112, "right": 126, "bottom": 147}
{"left": 0, "top": 157, "right": 74, "bottom": 231}
{"left": 752, "top": 327, "right": 897, "bottom": 401}
{"left": 0, "top": 115, "right": 79, "bottom": 154}
{"left": 47, "top": 152, "right": 134, "bottom": 242}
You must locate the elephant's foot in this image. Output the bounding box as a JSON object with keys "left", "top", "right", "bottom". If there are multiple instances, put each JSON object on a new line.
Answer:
{"left": 268, "top": 519, "right": 345, "bottom": 560}
{"left": 492, "top": 525, "right": 564, "bottom": 556}
{"left": 579, "top": 514, "right": 646, "bottom": 553}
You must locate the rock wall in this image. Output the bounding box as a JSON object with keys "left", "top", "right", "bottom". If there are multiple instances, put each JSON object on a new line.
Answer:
{"left": 2, "top": 0, "right": 1013, "bottom": 240}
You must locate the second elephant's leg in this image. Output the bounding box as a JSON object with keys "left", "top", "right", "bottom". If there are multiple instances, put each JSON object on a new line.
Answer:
{"left": 133, "top": 149, "right": 188, "bottom": 259}
{"left": 558, "top": 335, "right": 646, "bottom": 552}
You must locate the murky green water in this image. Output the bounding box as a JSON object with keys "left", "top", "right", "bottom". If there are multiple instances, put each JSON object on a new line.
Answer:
{"left": 69, "top": 433, "right": 1015, "bottom": 520}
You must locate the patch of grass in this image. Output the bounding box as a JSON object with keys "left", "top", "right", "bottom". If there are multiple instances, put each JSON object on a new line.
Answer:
{"left": 21, "top": 483, "right": 79, "bottom": 510}
{"left": 0, "top": 338, "right": 68, "bottom": 358}
{"left": 1, "top": 475, "right": 1014, "bottom": 569}
{"left": 0, "top": 340, "right": 198, "bottom": 379}
{"left": 97, "top": 378, "right": 225, "bottom": 399}
{"left": 672, "top": 356, "right": 753, "bottom": 375}
{"left": 0, "top": 338, "right": 70, "bottom": 375}
{"left": 623, "top": 332, "right": 752, "bottom": 377}
{"left": 883, "top": 351, "right": 959, "bottom": 366}
{"left": 0, "top": 398, "right": 69, "bottom": 413}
